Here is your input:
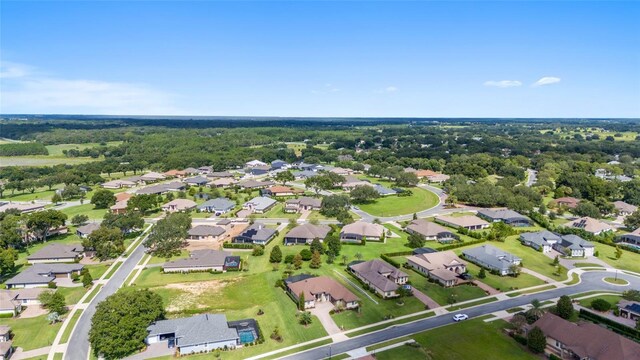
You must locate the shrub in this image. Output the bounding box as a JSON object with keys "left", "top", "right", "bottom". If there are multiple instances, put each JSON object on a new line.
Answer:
{"left": 591, "top": 298, "right": 612, "bottom": 312}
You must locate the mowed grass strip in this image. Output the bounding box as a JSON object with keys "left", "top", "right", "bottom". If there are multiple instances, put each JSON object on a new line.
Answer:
{"left": 59, "top": 310, "right": 83, "bottom": 344}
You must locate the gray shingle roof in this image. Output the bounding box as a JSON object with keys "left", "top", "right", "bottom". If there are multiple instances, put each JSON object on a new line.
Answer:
{"left": 477, "top": 208, "right": 530, "bottom": 223}
{"left": 5, "top": 263, "right": 84, "bottom": 286}
{"left": 198, "top": 198, "right": 235, "bottom": 212}
{"left": 236, "top": 223, "right": 276, "bottom": 243}
{"left": 462, "top": 245, "right": 521, "bottom": 272}
{"left": 558, "top": 234, "right": 594, "bottom": 250}
{"left": 349, "top": 260, "right": 407, "bottom": 292}
{"left": 285, "top": 224, "right": 331, "bottom": 240}
{"left": 188, "top": 225, "right": 225, "bottom": 237}
{"left": 76, "top": 223, "right": 101, "bottom": 235}
{"left": 244, "top": 197, "right": 276, "bottom": 211}
{"left": 147, "top": 314, "right": 239, "bottom": 347}
{"left": 519, "top": 230, "right": 561, "bottom": 247}
{"left": 27, "top": 243, "right": 83, "bottom": 260}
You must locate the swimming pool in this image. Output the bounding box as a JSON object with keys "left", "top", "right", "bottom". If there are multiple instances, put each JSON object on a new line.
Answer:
{"left": 238, "top": 330, "right": 256, "bottom": 343}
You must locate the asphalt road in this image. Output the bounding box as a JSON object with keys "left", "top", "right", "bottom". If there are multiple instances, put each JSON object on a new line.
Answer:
{"left": 526, "top": 169, "right": 538, "bottom": 187}
{"left": 65, "top": 233, "right": 150, "bottom": 360}
{"left": 280, "top": 271, "right": 639, "bottom": 360}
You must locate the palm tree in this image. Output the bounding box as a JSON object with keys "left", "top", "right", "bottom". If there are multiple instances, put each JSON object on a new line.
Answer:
{"left": 527, "top": 299, "right": 545, "bottom": 320}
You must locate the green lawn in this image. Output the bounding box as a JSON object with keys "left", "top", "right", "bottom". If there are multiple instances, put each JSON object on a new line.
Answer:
{"left": 405, "top": 269, "right": 487, "bottom": 306}
{"left": 86, "top": 263, "right": 112, "bottom": 280}
{"left": 604, "top": 277, "right": 629, "bottom": 285}
{"left": 578, "top": 295, "right": 622, "bottom": 308}
{"left": 45, "top": 142, "right": 123, "bottom": 156}
{"left": 358, "top": 187, "right": 439, "bottom": 217}
{"left": 374, "top": 318, "right": 537, "bottom": 360}
{"left": 462, "top": 261, "right": 545, "bottom": 292}
{"left": 61, "top": 203, "right": 108, "bottom": 220}
{"left": 0, "top": 315, "right": 62, "bottom": 350}
{"left": 148, "top": 249, "right": 189, "bottom": 264}
{"left": 59, "top": 310, "right": 83, "bottom": 343}
{"left": 0, "top": 155, "right": 97, "bottom": 168}
{"left": 103, "top": 262, "right": 122, "bottom": 280}
{"left": 57, "top": 286, "right": 88, "bottom": 305}
{"left": 253, "top": 203, "right": 301, "bottom": 219}
{"left": 592, "top": 242, "right": 640, "bottom": 273}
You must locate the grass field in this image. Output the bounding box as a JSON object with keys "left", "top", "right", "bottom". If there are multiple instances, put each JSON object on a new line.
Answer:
{"left": 462, "top": 261, "right": 545, "bottom": 291}
{"left": 45, "top": 142, "right": 123, "bottom": 156}
{"left": 578, "top": 295, "right": 622, "bottom": 308}
{"left": 61, "top": 203, "right": 108, "bottom": 220}
{"left": 592, "top": 242, "right": 640, "bottom": 273}
{"left": 0, "top": 156, "right": 98, "bottom": 167}
{"left": 57, "top": 286, "right": 89, "bottom": 305}
{"left": 373, "top": 318, "right": 537, "bottom": 360}
{"left": 358, "top": 187, "right": 440, "bottom": 217}
{"left": 0, "top": 314, "right": 62, "bottom": 350}
{"left": 405, "top": 269, "right": 487, "bottom": 306}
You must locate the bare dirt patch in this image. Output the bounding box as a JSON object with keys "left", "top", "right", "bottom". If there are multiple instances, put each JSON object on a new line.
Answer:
{"left": 164, "top": 279, "right": 237, "bottom": 312}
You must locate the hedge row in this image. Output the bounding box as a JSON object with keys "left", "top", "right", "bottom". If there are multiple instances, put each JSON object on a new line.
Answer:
{"left": 223, "top": 243, "right": 255, "bottom": 249}
{"left": 579, "top": 309, "right": 640, "bottom": 341}
{"left": 438, "top": 238, "right": 486, "bottom": 251}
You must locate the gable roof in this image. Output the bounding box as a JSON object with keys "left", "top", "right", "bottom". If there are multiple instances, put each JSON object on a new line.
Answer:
{"left": 436, "top": 215, "right": 489, "bottom": 228}
{"left": 238, "top": 179, "right": 274, "bottom": 189}
{"left": 163, "top": 250, "right": 232, "bottom": 270}
{"left": 244, "top": 196, "right": 277, "bottom": 211}
{"left": 287, "top": 276, "right": 359, "bottom": 303}
{"left": 285, "top": 224, "right": 331, "bottom": 240}
{"left": 27, "top": 243, "right": 83, "bottom": 260}
{"left": 5, "top": 263, "right": 84, "bottom": 286}
{"left": 188, "top": 225, "right": 225, "bottom": 237}
{"left": 285, "top": 197, "right": 322, "bottom": 208}
{"left": 236, "top": 223, "right": 276, "bottom": 242}
{"left": 564, "top": 217, "right": 614, "bottom": 234}
{"left": 76, "top": 223, "right": 101, "bottom": 235}
{"left": 184, "top": 176, "right": 209, "bottom": 184}
{"left": 477, "top": 208, "right": 530, "bottom": 222}
{"left": 407, "top": 250, "right": 466, "bottom": 272}
{"left": 406, "top": 219, "right": 452, "bottom": 238}
{"left": 162, "top": 199, "right": 197, "bottom": 210}
{"left": 557, "top": 234, "right": 594, "bottom": 250}
{"left": 341, "top": 221, "right": 385, "bottom": 238}
{"left": 533, "top": 313, "right": 640, "bottom": 360}
{"left": 462, "top": 245, "right": 521, "bottom": 271}
{"left": 198, "top": 197, "right": 235, "bottom": 211}
{"left": 614, "top": 201, "right": 638, "bottom": 213}
{"left": 520, "top": 230, "right": 562, "bottom": 247}
{"left": 349, "top": 260, "right": 408, "bottom": 292}
{"left": 147, "top": 314, "right": 239, "bottom": 347}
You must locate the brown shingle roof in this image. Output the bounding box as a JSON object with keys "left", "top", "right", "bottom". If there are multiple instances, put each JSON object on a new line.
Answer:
{"left": 287, "top": 276, "right": 359, "bottom": 303}
{"left": 533, "top": 313, "right": 640, "bottom": 360}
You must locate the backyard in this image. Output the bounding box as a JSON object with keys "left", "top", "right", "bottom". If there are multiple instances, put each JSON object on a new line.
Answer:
{"left": 358, "top": 186, "right": 439, "bottom": 217}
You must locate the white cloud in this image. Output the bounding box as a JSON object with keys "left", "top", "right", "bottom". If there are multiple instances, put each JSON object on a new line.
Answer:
{"left": 1, "top": 61, "right": 182, "bottom": 115}
{"left": 374, "top": 86, "right": 399, "bottom": 93}
{"left": 483, "top": 80, "right": 522, "bottom": 88}
{"left": 532, "top": 76, "right": 561, "bottom": 87}
{"left": 0, "top": 61, "right": 32, "bottom": 79}
{"left": 311, "top": 83, "right": 340, "bottom": 94}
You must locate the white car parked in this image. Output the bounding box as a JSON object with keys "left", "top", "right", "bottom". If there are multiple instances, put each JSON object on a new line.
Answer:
{"left": 453, "top": 314, "right": 469, "bottom": 322}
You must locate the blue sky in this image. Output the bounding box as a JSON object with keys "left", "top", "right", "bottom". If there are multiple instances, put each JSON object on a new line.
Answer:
{"left": 1, "top": 1, "right": 639, "bottom": 117}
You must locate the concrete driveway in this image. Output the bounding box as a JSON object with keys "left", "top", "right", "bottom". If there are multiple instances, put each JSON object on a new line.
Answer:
{"left": 308, "top": 302, "right": 346, "bottom": 340}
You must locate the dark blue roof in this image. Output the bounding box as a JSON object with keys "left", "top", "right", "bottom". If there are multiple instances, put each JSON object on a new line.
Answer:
{"left": 413, "top": 247, "right": 438, "bottom": 255}
{"left": 624, "top": 303, "right": 640, "bottom": 314}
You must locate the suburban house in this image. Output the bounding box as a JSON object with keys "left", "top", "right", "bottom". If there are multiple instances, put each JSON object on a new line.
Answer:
{"left": 163, "top": 250, "right": 239, "bottom": 273}
{"left": 553, "top": 234, "right": 595, "bottom": 257}
{"left": 245, "top": 160, "right": 267, "bottom": 167}
{"left": 415, "top": 170, "right": 450, "bottom": 183}
{"left": 198, "top": 166, "right": 214, "bottom": 174}
{"left": 477, "top": 208, "right": 532, "bottom": 227}
{"left": 115, "top": 192, "right": 132, "bottom": 202}
{"left": 198, "top": 198, "right": 236, "bottom": 214}
{"left": 183, "top": 167, "right": 199, "bottom": 175}
{"left": 187, "top": 225, "right": 226, "bottom": 241}
{"left": 462, "top": 245, "right": 521, "bottom": 276}
{"left": 5, "top": 263, "right": 84, "bottom": 289}
{"left": 286, "top": 275, "right": 359, "bottom": 310}
{"left": 0, "top": 202, "right": 45, "bottom": 214}
{"left": 271, "top": 160, "right": 289, "bottom": 169}
{"left": 563, "top": 216, "right": 614, "bottom": 235}
{"left": 261, "top": 186, "right": 303, "bottom": 197}
{"left": 110, "top": 200, "right": 129, "bottom": 214}
{"left": 0, "top": 288, "right": 51, "bottom": 316}
{"left": 552, "top": 197, "right": 581, "bottom": 209}
{"left": 435, "top": 215, "right": 490, "bottom": 231}
{"left": 530, "top": 313, "right": 640, "bottom": 360}
{"left": 146, "top": 314, "right": 259, "bottom": 355}
{"left": 237, "top": 180, "right": 274, "bottom": 190}
{"left": 140, "top": 172, "right": 166, "bottom": 182}
{"left": 247, "top": 165, "right": 271, "bottom": 176}
{"left": 164, "top": 169, "right": 186, "bottom": 178}
{"left": 161, "top": 199, "right": 197, "bottom": 213}
{"left": 284, "top": 197, "right": 322, "bottom": 213}
{"left": 0, "top": 325, "right": 11, "bottom": 360}
{"left": 232, "top": 223, "right": 277, "bottom": 245}
{"left": 76, "top": 223, "right": 101, "bottom": 238}
{"left": 340, "top": 221, "right": 385, "bottom": 243}
{"left": 207, "top": 171, "right": 234, "bottom": 178}
{"left": 348, "top": 260, "right": 409, "bottom": 298}
{"left": 406, "top": 251, "right": 467, "bottom": 287}
{"left": 283, "top": 224, "right": 332, "bottom": 245}
{"left": 614, "top": 201, "right": 638, "bottom": 216}
{"left": 405, "top": 219, "right": 456, "bottom": 243}
{"left": 373, "top": 184, "right": 397, "bottom": 196}
{"left": 520, "top": 231, "right": 561, "bottom": 253}
{"left": 618, "top": 300, "right": 640, "bottom": 321}
{"left": 294, "top": 170, "right": 319, "bottom": 179}
{"left": 136, "top": 181, "right": 185, "bottom": 195}
{"left": 210, "top": 178, "right": 237, "bottom": 188}
{"left": 618, "top": 228, "right": 640, "bottom": 245}
{"left": 341, "top": 176, "right": 372, "bottom": 191}
{"left": 330, "top": 167, "right": 354, "bottom": 176}
{"left": 242, "top": 196, "right": 277, "bottom": 213}
{"left": 26, "top": 243, "right": 85, "bottom": 264}
{"left": 184, "top": 176, "right": 209, "bottom": 186}
{"left": 101, "top": 179, "right": 136, "bottom": 189}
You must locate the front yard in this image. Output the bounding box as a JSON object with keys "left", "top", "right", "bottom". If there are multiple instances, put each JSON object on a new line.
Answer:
{"left": 357, "top": 187, "right": 440, "bottom": 217}
{"left": 0, "top": 315, "right": 62, "bottom": 351}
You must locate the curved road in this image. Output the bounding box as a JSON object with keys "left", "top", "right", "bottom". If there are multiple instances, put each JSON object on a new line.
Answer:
{"left": 281, "top": 271, "right": 639, "bottom": 360}
{"left": 65, "top": 236, "right": 149, "bottom": 360}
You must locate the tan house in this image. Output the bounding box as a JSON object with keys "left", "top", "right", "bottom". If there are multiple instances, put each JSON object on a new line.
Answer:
{"left": 531, "top": 313, "right": 640, "bottom": 360}
{"left": 101, "top": 179, "right": 136, "bottom": 189}
{"left": 340, "top": 221, "right": 385, "bottom": 242}
{"left": 406, "top": 251, "right": 467, "bottom": 287}
{"left": 161, "top": 199, "right": 197, "bottom": 213}
{"left": 405, "top": 219, "right": 456, "bottom": 243}
{"left": 563, "top": 216, "right": 614, "bottom": 235}
{"left": 348, "top": 260, "right": 408, "bottom": 298}
{"left": 262, "top": 185, "right": 303, "bottom": 197}
{"left": 435, "top": 215, "right": 489, "bottom": 231}
{"left": 187, "top": 225, "right": 226, "bottom": 241}
{"left": 284, "top": 197, "right": 322, "bottom": 213}
{"left": 551, "top": 197, "right": 581, "bottom": 209}
{"left": 614, "top": 201, "right": 638, "bottom": 216}
{"left": 286, "top": 275, "right": 359, "bottom": 310}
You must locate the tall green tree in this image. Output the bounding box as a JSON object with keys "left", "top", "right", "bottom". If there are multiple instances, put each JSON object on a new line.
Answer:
{"left": 26, "top": 210, "right": 67, "bottom": 242}
{"left": 350, "top": 185, "right": 380, "bottom": 203}
{"left": 101, "top": 212, "right": 144, "bottom": 234}
{"left": 143, "top": 212, "right": 191, "bottom": 259}
{"left": 84, "top": 226, "right": 125, "bottom": 261}
{"left": 274, "top": 171, "right": 295, "bottom": 185}
{"left": 526, "top": 326, "right": 546, "bottom": 353}
{"left": 270, "top": 245, "right": 283, "bottom": 263}
{"left": 310, "top": 238, "right": 324, "bottom": 254}
{"left": 310, "top": 250, "right": 322, "bottom": 269}
{"left": 39, "top": 291, "right": 67, "bottom": 315}
{"left": 556, "top": 295, "right": 574, "bottom": 320}
{"left": 325, "top": 235, "right": 341, "bottom": 257}
{"left": 91, "top": 189, "right": 117, "bottom": 209}
{"left": 89, "top": 290, "right": 164, "bottom": 360}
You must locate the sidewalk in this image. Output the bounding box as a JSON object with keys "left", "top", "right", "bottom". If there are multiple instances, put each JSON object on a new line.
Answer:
{"left": 411, "top": 288, "right": 440, "bottom": 309}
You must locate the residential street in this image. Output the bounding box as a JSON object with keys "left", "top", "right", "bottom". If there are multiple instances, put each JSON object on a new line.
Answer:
{"left": 279, "top": 271, "right": 640, "bottom": 360}
{"left": 64, "top": 231, "right": 150, "bottom": 360}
